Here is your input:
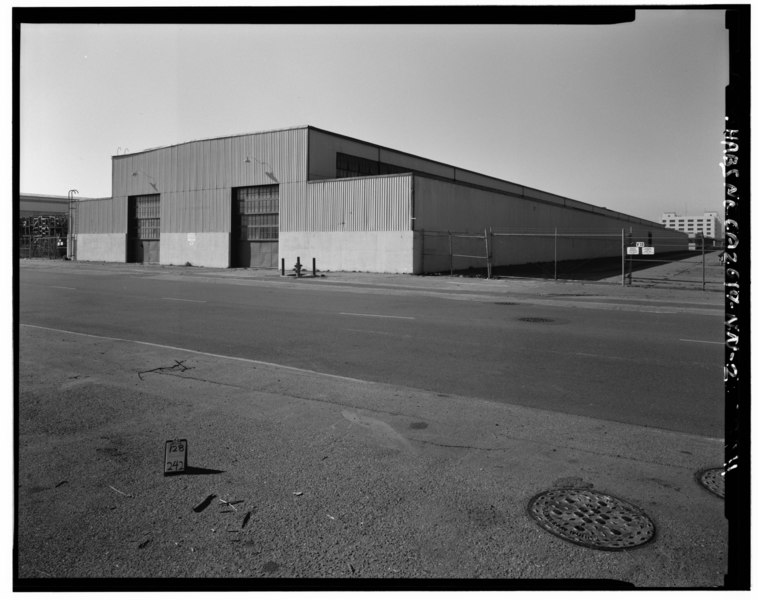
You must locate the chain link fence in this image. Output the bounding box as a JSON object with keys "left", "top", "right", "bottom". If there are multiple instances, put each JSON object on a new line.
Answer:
{"left": 419, "top": 228, "right": 721, "bottom": 289}
{"left": 19, "top": 215, "right": 68, "bottom": 259}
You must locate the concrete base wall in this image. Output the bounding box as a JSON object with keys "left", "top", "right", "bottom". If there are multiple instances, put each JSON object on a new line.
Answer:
{"left": 160, "top": 233, "right": 230, "bottom": 268}
{"left": 75, "top": 233, "right": 127, "bottom": 262}
{"left": 280, "top": 231, "right": 414, "bottom": 273}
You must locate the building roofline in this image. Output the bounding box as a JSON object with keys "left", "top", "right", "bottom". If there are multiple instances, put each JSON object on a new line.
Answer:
{"left": 20, "top": 193, "right": 98, "bottom": 201}
{"left": 307, "top": 125, "right": 526, "bottom": 187}
{"left": 113, "top": 125, "right": 311, "bottom": 159}
{"left": 307, "top": 126, "right": 670, "bottom": 228}
{"left": 110, "top": 124, "right": 667, "bottom": 228}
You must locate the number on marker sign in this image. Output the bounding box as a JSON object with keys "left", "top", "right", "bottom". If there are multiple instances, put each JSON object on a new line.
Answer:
{"left": 164, "top": 439, "right": 188, "bottom": 475}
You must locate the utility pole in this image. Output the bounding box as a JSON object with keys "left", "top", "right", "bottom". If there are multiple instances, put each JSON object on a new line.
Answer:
{"left": 67, "top": 189, "right": 78, "bottom": 260}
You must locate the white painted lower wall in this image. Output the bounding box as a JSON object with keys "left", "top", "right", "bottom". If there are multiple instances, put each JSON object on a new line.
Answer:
{"left": 75, "top": 233, "right": 127, "bottom": 262}
{"left": 280, "top": 231, "right": 414, "bottom": 273}
{"left": 160, "top": 233, "right": 230, "bottom": 268}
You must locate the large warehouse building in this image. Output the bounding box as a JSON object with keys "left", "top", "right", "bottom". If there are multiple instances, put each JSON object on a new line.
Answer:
{"left": 73, "top": 125, "right": 688, "bottom": 273}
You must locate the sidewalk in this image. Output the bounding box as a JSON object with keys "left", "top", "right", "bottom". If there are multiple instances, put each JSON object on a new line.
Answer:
{"left": 21, "top": 257, "right": 725, "bottom": 311}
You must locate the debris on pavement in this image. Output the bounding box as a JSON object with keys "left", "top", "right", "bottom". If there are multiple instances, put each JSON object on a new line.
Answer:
{"left": 109, "top": 485, "right": 132, "bottom": 497}
{"left": 293, "top": 491, "right": 303, "bottom": 496}
{"left": 219, "top": 498, "right": 241, "bottom": 510}
{"left": 241, "top": 511, "right": 251, "bottom": 529}
{"left": 193, "top": 494, "right": 216, "bottom": 513}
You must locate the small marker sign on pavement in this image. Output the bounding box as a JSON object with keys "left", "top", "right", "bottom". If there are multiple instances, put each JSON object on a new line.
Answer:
{"left": 164, "top": 439, "right": 187, "bottom": 475}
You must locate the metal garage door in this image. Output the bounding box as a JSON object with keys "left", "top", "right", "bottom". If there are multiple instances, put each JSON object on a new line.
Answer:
{"left": 231, "top": 185, "right": 279, "bottom": 268}
{"left": 127, "top": 194, "right": 160, "bottom": 263}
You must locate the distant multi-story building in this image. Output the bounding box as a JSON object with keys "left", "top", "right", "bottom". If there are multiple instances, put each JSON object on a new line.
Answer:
{"left": 660, "top": 211, "right": 723, "bottom": 242}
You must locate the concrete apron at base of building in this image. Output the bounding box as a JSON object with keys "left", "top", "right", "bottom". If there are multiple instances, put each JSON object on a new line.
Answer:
{"left": 279, "top": 230, "right": 416, "bottom": 274}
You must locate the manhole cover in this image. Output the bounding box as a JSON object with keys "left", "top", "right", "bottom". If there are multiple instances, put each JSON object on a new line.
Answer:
{"left": 519, "top": 317, "right": 554, "bottom": 323}
{"left": 527, "top": 488, "right": 655, "bottom": 551}
{"left": 697, "top": 467, "right": 725, "bottom": 498}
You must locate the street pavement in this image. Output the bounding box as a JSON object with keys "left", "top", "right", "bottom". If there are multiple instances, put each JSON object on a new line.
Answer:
{"left": 15, "top": 258, "right": 729, "bottom": 589}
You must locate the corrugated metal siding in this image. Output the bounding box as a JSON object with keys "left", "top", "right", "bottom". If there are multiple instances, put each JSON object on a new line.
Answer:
{"left": 115, "top": 127, "right": 309, "bottom": 195}
{"left": 19, "top": 195, "right": 70, "bottom": 215}
{"left": 379, "top": 148, "right": 454, "bottom": 179}
{"left": 112, "top": 128, "right": 308, "bottom": 234}
{"left": 453, "top": 170, "right": 525, "bottom": 196}
{"left": 75, "top": 197, "right": 127, "bottom": 234}
{"left": 308, "top": 129, "right": 380, "bottom": 180}
{"left": 414, "top": 176, "right": 683, "bottom": 239}
{"left": 523, "top": 186, "right": 566, "bottom": 206}
{"left": 291, "top": 174, "right": 412, "bottom": 232}
{"left": 306, "top": 128, "right": 674, "bottom": 233}
{"left": 162, "top": 189, "right": 230, "bottom": 233}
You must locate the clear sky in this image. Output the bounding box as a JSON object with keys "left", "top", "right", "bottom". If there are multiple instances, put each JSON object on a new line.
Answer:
{"left": 19, "top": 8, "right": 729, "bottom": 223}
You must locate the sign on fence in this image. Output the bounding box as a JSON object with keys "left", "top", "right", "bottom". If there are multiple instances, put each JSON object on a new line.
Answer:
{"left": 642, "top": 247, "right": 655, "bottom": 255}
{"left": 626, "top": 247, "right": 640, "bottom": 255}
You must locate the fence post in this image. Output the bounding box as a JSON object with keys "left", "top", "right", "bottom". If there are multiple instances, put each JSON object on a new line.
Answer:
{"left": 702, "top": 233, "right": 706, "bottom": 290}
{"left": 419, "top": 229, "right": 425, "bottom": 274}
{"left": 449, "top": 231, "right": 453, "bottom": 276}
{"left": 628, "top": 236, "right": 633, "bottom": 286}
{"left": 489, "top": 228, "right": 494, "bottom": 278}
{"left": 484, "top": 228, "right": 491, "bottom": 279}
{"left": 554, "top": 227, "right": 558, "bottom": 281}
{"left": 621, "top": 229, "right": 625, "bottom": 286}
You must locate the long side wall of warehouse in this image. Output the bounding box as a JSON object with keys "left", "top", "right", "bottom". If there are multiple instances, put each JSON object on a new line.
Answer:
{"left": 280, "top": 174, "right": 414, "bottom": 273}
{"left": 413, "top": 176, "right": 689, "bottom": 273}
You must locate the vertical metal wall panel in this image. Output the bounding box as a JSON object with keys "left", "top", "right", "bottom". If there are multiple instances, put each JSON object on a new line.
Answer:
{"left": 111, "top": 127, "right": 308, "bottom": 235}
{"left": 75, "top": 197, "right": 126, "bottom": 234}
{"left": 162, "top": 188, "right": 232, "bottom": 233}
{"left": 414, "top": 176, "right": 685, "bottom": 242}
{"left": 379, "top": 148, "right": 454, "bottom": 179}
{"left": 307, "top": 129, "right": 380, "bottom": 180}
{"left": 298, "top": 174, "right": 412, "bottom": 232}
{"left": 454, "top": 169, "right": 525, "bottom": 196}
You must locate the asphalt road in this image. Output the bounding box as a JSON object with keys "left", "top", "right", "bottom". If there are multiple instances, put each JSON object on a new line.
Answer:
{"left": 18, "top": 262, "right": 723, "bottom": 438}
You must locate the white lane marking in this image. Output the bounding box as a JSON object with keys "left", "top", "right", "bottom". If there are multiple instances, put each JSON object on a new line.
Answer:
{"left": 545, "top": 350, "right": 627, "bottom": 361}
{"left": 339, "top": 312, "right": 415, "bottom": 320}
{"left": 161, "top": 297, "right": 207, "bottom": 303}
{"left": 49, "top": 286, "right": 76, "bottom": 290}
{"left": 680, "top": 339, "right": 722, "bottom": 345}
{"left": 20, "top": 324, "right": 372, "bottom": 385}
{"left": 345, "top": 328, "right": 412, "bottom": 338}
{"left": 569, "top": 351, "right": 626, "bottom": 361}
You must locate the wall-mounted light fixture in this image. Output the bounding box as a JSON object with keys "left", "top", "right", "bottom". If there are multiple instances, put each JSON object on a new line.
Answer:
{"left": 244, "top": 156, "right": 279, "bottom": 183}
{"left": 132, "top": 171, "right": 159, "bottom": 192}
